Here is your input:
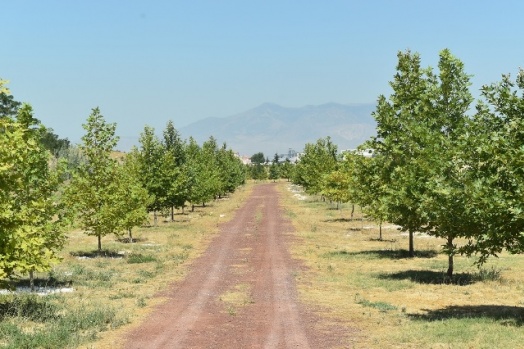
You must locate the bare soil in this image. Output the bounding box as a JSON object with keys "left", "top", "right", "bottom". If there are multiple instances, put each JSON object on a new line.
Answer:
{"left": 124, "top": 183, "right": 352, "bottom": 348}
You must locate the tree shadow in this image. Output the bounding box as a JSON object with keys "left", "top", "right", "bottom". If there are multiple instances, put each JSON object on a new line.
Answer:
{"left": 378, "top": 269, "right": 477, "bottom": 285}
{"left": 0, "top": 295, "right": 59, "bottom": 321}
{"left": 70, "top": 249, "right": 124, "bottom": 259}
{"left": 369, "top": 238, "right": 397, "bottom": 243}
{"left": 12, "top": 277, "right": 72, "bottom": 289}
{"left": 117, "top": 237, "right": 146, "bottom": 243}
{"left": 327, "top": 249, "right": 438, "bottom": 260}
{"left": 324, "top": 218, "right": 353, "bottom": 223}
{"left": 409, "top": 305, "right": 524, "bottom": 326}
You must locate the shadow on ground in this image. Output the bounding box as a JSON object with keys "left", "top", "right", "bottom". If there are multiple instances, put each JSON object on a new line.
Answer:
{"left": 325, "top": 249, "right": 438, "bottom": 260}
{"left": 0, "top": 295, "right": 59, "bottom": 321}
{"left": 378, "top": 269, "right": 480, "bottom": 285}
{"left": 70, "top": 249, "right": 124, "bottom": 258}
{"left": 116, "top": 237, "right": 146, "bottom": 243}
{"left": 409, "top": 305, "right": 524, "bottom": 326}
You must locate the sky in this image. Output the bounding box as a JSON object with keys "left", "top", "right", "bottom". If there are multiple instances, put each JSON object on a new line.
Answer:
{"left": 2, "top": 1, "right": 524, "bottom": 150}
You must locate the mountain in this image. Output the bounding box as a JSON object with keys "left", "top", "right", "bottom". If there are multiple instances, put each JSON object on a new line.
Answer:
{"left": 179, "top": 102, "right": 377, "bottom": 156}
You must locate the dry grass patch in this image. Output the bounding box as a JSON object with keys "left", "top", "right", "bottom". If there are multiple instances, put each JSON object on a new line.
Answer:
{"left": 219, "top": 283, "right": 253, "bottom": 316}
{"left": 280, "top": 182, "right": 524, "bottom": 349}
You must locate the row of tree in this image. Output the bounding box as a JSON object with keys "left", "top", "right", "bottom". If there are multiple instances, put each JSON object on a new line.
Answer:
{"left": 293, "top": 49, "right": 524, "bottom": 277}
{"left": 0, "top": 80, "right": 246, "bottom": 286}
{"left": 247, "top": 152, "right": 294, "bottom": 181}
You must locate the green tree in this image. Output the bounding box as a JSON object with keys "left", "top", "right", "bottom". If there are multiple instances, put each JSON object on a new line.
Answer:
{"left": 293, "top": 137, "right": 338, "bottom": 196}
{"left": 39, "top": 128, "right": 71, "bottom": 158}
{"left": 268, "top": 153, "right": 280, "bottom": 182}
{"left": 457, "top": 69, "right": 524, "bottom": 265}
{"left": 321, "top": 169, "right": 349, "bottom": 209}
{"left": 280, "top": 158, "right": 294, "bottom": 181}
{"left": 117, "top": 150, "right": 152, "bottom": 242}
{"left": 163, "top": 121, "right": 186, "bottom": 220}
{"left": 65, "top": 108, "right": 122, "bottom": 251}
{"left": 368, "top": 49, "right": 475, "bottom": 272}
{"left": 0, "top": 105, "right": 66, "bottom": 288}
{"left": 250, "top": 152, "right": 265, "bottom": 165}
{"left": 216, "top": 144, "right": 245, "bottom": 195}
{"left": 185, "top": 137, "right": 210, "bottom": 210}
{"left": 370, "top": 50, "right": 433, "bottom": 257}
{"left": 345, "top": 149, "right": 389, "bottom": 238}
{"left": 201, "top": 136, "right": 221, "bottom": 202}
{"left": 136, "top": 126, "right": 166, "bottom": 225}
{"left": 416, "top": 49, "right": 474, "bottom": 276}
{"left": 0, "top": 78, "right": 21, "bottom": 118}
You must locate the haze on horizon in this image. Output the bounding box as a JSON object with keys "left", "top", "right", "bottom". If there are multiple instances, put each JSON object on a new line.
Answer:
{"left": 2, "top": 1, "right": 523, "bottom": 149}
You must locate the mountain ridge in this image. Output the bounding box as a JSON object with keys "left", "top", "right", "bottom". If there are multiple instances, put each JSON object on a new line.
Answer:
{"left": 180, "top": 102, "right": 377, "bottom": 156}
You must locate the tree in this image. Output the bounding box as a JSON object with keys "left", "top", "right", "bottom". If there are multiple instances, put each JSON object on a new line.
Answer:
{"left": 457, "top": 69, "right": 524, "bottom": 265}
{"left": 370, "top": 50, "right": 434, "bottom": 257}
{"left": 201, "top": 136, "right": 221, "bottom": 201}
{"left": 293, "top": 137, "right": 338, "bottom": 196}
{"left": 216, "top": 144, "right": 245, "bottom": 195}
{"left": 268, "top": 153, "right": 280, "bottom": 182}
{"left": 250, "top": 152, "right": 265, "bottom": 165}
{"left": 368, "top": 49, "right": 476, "bottom": 273}
{"left": 163, "top": 121, "right": 187, "bottom": 220}
{"left": 117, "top": 150, "right": 152, "bottom": 242}
{"left": 39, "top": 128, "right": 71, "bottom": 158}
{"left": 321, "top": 169, "right": 349, "bottom": 209}
{"left": 136, "top": 126, "right": 166, "bottom": 225}
{"left": 186, "top": 137, "right": 209, "bottom": 211}
{"left": 417, "top": 49, "right": 474, "bottom": 276}
{"left": 0, "top": 104, "right": 66, "bottom": 289}
{"left": 280, "top": 158, "right": 294, "bottom": 181}
{"left": 0, "top": 78, "right": 21, "bottom": 118}
{"left": 64, "top": 108, "right": 122, "bottom": 251}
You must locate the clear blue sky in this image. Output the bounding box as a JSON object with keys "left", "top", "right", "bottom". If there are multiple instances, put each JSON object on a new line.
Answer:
{"left": 2, "top": 1, "right": 523, "bottom": 149}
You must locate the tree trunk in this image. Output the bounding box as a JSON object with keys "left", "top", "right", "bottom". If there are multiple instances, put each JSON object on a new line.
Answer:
{"left": 408, "top": 231, "right": 414, "bottom": 257}
{"left": 379, "top": 221, "right": 382, "bottom": 241}
{"left": 29, "top": 269, "right": 35, "bottom": 292}
{"left": 128, "top": 228, "right": 133, "bottom": 243}
{"left": 154, "top": 211, "right": 158, "bottom": 226}
{"left": 171, "top": 206, "right": 174, "bottom": 222}
{"left": 350, "top": 204, "right": 355, "bottom": 221}
{"left": 98, "top": 235, "right": 102, "bottom": 252}
{"left": 447, "top": 236, "right": 454, "bottom": 277}
{"left": 191, "top": 204, "right": 195, "bottom": 212}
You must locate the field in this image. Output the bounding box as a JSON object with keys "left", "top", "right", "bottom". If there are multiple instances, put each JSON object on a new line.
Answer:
{"left": 2, "top": 181, "right": 524, "bottom": 348}
{"left": 281, "top": 183, "right": 524, "bottom": 348}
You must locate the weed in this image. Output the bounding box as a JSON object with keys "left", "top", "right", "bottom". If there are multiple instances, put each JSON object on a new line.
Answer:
{"left": 0, "top": 294, "right": 58, "bottom": 321}
{"left": 138, "top": 270, "right": 155, "bottom": 279}
{"left": 127, "top": 253, "right": 157, "bottom": 264}
{"left": 474, "top": 267, "right": 502, "bottom": 282}
{"left": 356, "top": 298, "right": 398, "bottom": 312}
{"left": 227, "top": 305, "right": 236, "bottom": 316}
{"left": 0, "top": 295, "right": 127, "bottom": 349}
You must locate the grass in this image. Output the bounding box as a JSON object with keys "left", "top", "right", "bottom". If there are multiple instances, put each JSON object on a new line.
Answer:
{"left": 0, "top": 183, "right": 254, "bottom": 349}
{"left": 279, "top": 182, "right": 524, "bottom": 349}
{"left": 219, "top": 283, "right": 253, "bottom": 316}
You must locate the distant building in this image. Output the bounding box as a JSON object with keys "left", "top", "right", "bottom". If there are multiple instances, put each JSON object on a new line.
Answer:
{"left": 234, "top": 152, "right": 252, "bottom": 165}
{"left": 277, "top": 148, "right": 300, "bottom": 163}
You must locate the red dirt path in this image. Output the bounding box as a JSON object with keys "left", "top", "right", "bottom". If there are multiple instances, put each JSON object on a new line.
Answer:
{"left": 124, "top": 183, "right": 351, "bottom": 348}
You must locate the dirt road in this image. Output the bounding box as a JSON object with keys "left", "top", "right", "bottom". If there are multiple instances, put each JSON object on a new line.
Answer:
{"left": 125, "top": 183, "right": 348, "bottom": 348}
